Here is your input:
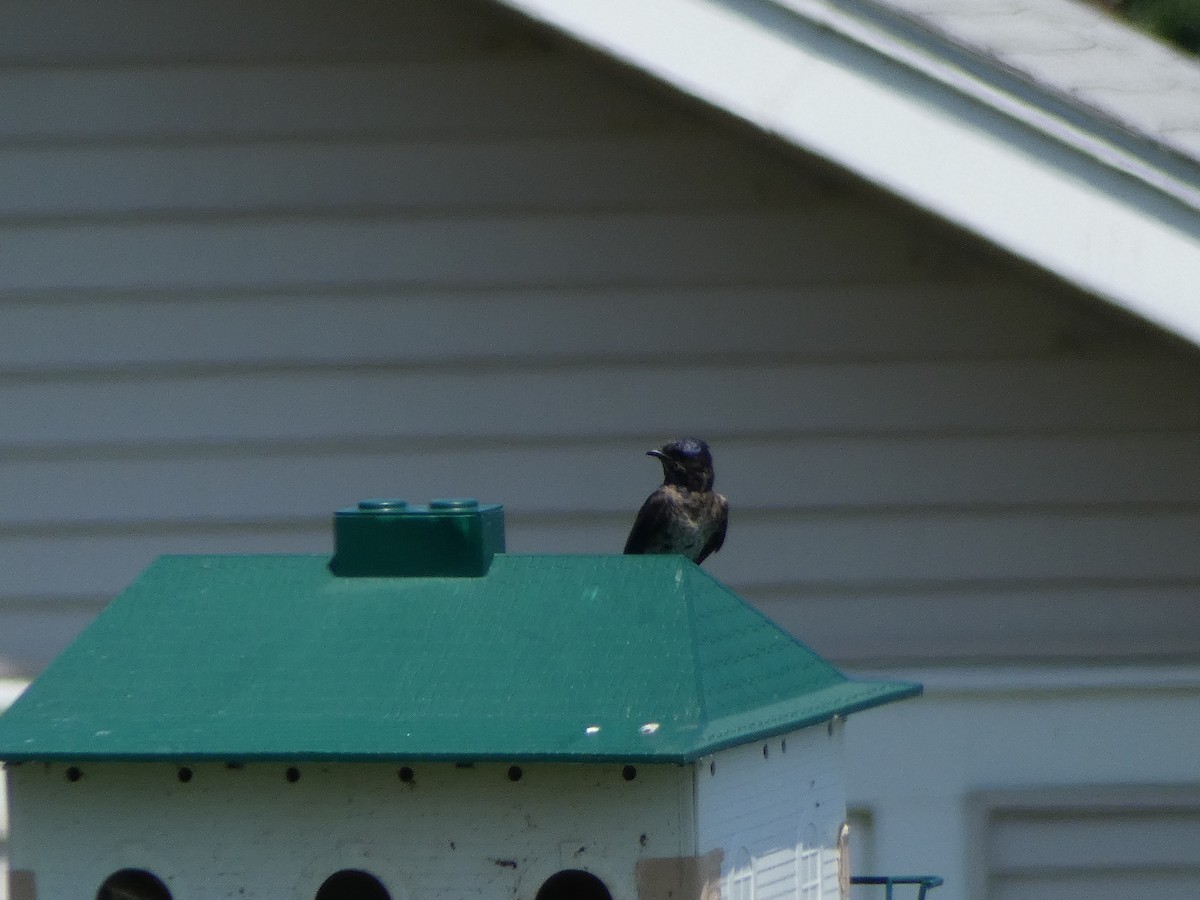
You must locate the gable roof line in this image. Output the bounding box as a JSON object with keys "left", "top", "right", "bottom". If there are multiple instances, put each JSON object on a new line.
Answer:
{"left": 784, "top": 0, "right": 1200, "bottom": 211}
{"left": 491, "top": 0, "right": 1200, "bottom": 347}
{"left": 868, "top": 0, "right": 1200, "bottom": 169}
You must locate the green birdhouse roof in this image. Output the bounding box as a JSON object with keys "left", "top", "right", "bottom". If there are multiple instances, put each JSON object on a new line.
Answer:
{"left": 0, "top": 500, "right": 918, "bottom": 763}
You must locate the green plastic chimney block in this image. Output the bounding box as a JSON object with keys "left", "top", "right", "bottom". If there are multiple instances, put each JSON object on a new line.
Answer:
{"left": 329, "top": 498, "right": 505, "bottom": 577}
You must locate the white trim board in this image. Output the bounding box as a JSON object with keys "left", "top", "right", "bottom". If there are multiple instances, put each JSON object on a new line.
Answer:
{"left": 491, "top": 0, "right": 1200, "bottom": 347}
{"left": 0, "top": 680, "right": 26, "bottom": 712}
{"left": 848, "top": 664, "right": 1200, "bottom": 695}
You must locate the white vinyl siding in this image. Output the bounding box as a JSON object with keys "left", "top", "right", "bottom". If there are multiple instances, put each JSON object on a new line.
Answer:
{"left": 0, "top": 0, "right": 1198, "bottom": 682}
{"left": 980, "top": 788, "right": 1200, "bottom": 900}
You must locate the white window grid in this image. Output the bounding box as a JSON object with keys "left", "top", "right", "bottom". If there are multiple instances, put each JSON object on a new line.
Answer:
{"left": 797, "top": 847, "right": 823, "bottom": 900}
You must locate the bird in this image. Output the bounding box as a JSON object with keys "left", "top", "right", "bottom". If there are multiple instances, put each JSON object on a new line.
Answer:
{"left": 623, "top": 437, "right": 728, "bottom": 564}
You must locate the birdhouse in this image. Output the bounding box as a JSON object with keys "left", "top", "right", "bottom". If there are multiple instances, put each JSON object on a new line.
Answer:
{"left": 0, "top": 500, "right": 921, "bottom": 900}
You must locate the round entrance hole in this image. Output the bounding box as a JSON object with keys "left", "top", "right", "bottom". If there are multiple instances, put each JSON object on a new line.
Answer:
{"left": 535, "top": 869, "right": 613, "bottom": 900}
{"left": 96, "top": 869, "right": 172, "bottom": 900}
{"left": 314, "top": 869, "right": 391, "bottom": 900}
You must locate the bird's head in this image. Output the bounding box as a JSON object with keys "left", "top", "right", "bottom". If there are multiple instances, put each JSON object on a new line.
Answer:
{"left": 648, "top": 437, "right": 715, "bottom": 491}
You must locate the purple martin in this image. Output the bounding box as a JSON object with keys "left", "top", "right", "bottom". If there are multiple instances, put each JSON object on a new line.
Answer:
{"left": 623, "top": 437, "right": 728, "bottom": 564}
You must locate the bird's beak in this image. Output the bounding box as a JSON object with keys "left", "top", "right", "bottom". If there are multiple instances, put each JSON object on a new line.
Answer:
{"left": 646, "top": 449, "right": 668, "bottom": 461}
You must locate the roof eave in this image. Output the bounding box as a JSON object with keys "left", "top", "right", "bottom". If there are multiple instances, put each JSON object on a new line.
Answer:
{"left": 490, "top": 0, "right": 1200, "bottom": 347}
{"left": 690, "top": 677, "right": 922, "bottom": 758}
{"left": 0, "top": 680, "right": 922, "bottom": 765}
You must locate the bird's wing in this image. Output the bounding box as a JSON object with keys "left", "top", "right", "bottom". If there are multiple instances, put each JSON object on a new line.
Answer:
{"left": 623, "top": 490, "right": 675, "bottom": 554}
{"left": 695, "top": 493, "right": 728, "bottom": 564}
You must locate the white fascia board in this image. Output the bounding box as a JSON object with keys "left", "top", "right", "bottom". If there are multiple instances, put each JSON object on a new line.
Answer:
{"left": 493, "top": 0, "right": 1200, "bottom": 346}
{"left": 0, "top": 679, "right": 26, "bottom": 711}
{"left": 848, "top": 664, "right": 1200, "bottom": 695}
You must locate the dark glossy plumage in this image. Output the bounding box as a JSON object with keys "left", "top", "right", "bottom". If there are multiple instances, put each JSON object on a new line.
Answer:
{"left": 623, "top": 437, "right": 728, "bottom": 564}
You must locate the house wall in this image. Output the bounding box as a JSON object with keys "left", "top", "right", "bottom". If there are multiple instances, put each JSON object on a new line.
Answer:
{"left": 845, "top": 667, "right": 1200, "bottom": 900}
{"left": 696, "top": 723, "right": 847, "bottom": 900}
{"left": 5, "top": 760, "right": 692, "bottom": 900}
{"left": 9, "top": 0, "right": 1200, "bottom": 676}
{"left": 2, "top": 0, "right": 1200, "bottom": 898}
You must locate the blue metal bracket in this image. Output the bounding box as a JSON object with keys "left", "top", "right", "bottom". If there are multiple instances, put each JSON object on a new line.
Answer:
{"left": 850, "top": 875, "right": 944, "bottom": 900}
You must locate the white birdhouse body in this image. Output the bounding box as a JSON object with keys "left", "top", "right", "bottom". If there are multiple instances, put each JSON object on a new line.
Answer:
{"left": 698, "top": 722, "right": 850, "bottom": 900}
{"left": 7, "top": 761, "right": 693, "bottom": 900}
{"left": 7, "top": 721, "right": 847, "bottom": 900}
{"left": 0, "top": 504, "right": 911, "bottom": 900}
